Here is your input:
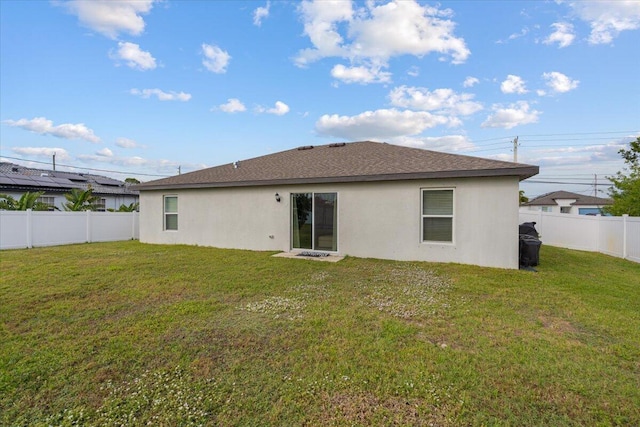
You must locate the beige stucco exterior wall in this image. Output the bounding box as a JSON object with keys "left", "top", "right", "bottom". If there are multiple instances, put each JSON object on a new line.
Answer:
{"left": 139, "top": 176, "right": 521, "bottom": 268}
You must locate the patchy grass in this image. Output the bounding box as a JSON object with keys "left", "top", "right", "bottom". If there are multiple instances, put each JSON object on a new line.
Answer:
{"left": 1, "top": 242, "right": 638, "bottom": 426}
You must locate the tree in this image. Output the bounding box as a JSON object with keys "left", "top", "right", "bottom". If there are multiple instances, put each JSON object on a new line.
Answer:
{"left": 0, "top": 191, "right": 51, "bottom": 211}
{"left": 107, "top": 202, "right": 139, "bottom": 212}
{"left": 63, "top": 188, "right": 101, "bottom": 211}
{"left": 519, "top": 190, "right": 529, "bottom": 204}
{"left": 604, "top": 137, "right": 640, "bottom": 216}
{"left": 125, "top": 177, "right": 140, "bottom": 184}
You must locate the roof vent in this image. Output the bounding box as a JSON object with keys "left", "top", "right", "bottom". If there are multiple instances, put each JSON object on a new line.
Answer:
{"left": 11, "top": 167, "right": 19, "bottom": 172}
{"left": 297, "top": 145, "right": 314, "bottom": 151}
{"left": 40, "top": 173, "right": 49, "bottom": 177}
{"left": 233, "top": 161, "right": 239, "bottom": 169}
{"left": 329, "top": 143, "right": 346, "bottom": 148}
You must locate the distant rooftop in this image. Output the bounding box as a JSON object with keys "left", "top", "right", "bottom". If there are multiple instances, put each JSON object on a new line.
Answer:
{"left": 523, "top": 190, "right": 612, "bottom": 206}
{"left": 0, "top": 162, "right": 138, "bottom": 195}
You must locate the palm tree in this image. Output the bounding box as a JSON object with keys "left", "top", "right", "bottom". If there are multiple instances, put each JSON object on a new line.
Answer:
{"left": 108, "top": 202, "right": 139, "bottom": 212}
{"left": 0, "top": 191, "right": 51, "bottom": 211}
{"left": 63, "top": 188, "right": 101, "bottom": 211}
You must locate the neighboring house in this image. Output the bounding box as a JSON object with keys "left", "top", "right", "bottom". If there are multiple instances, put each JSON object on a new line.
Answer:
{"left": 136, "top": 141, "right": 538, "bottom": 269}
{"left": 0, "top": 162, "right": 139, "bottom": 211}
{"left": 521, "top": 190, "right": 612, "bottom": 215}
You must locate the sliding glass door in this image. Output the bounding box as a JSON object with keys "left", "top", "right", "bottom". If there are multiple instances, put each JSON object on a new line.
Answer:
{"left": 291, "top": 192, "right": 337, "bottom": 252}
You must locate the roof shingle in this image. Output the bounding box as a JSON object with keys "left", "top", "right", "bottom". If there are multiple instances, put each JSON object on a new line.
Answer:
{"left": 137, "top": 141, "right": 539, "bottom": 190}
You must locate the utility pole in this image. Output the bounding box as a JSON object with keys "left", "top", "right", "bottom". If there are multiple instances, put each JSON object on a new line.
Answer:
{"left": 53, "top": 152, "right": 56, "bottom": 171}
{"left": 594, "top": 174, "right": 598, "bottom": 197}
{"left": 513, "top": 136, "right": 519, "bottom": 163}
{"left": 178, "top": 166, "right": 181, "bottom": 175}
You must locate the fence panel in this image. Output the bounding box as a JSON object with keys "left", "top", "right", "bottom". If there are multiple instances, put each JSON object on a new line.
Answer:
{"left": 31, "top": 211, "right": 88, "bottom": 247}
{"left": 627, "top": 217, "right": 640, "bottom": 263}
{"left": 0, "top": 211, "right": 139, "bottom": 250}
{"left": 0, "top": 211, "right": 29, "bottom": 249}
{"left": 598, "top": 217, "right": 624, "bottom": 258}
{"left": 519, "top": 211, "right": 639, "bottom": 263}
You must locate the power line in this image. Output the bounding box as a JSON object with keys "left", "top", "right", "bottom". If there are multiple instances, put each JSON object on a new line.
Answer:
{"left": 0, "top": 155, "right": 170, "bottom": 178}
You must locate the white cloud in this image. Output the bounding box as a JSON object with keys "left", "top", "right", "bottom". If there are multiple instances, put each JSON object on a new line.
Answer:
{"left": 389, "top": 135, "right": 475, "bottom": 152}
{"left": 543, "top": 22, "right": 575, "bottom": 48}
{"left": 257, "top": 101, "right": 290, "bottom": 116}
{"left": 296, "top": 0, "right": 469, "bottom": 83}
{"left": 253, "top": 1, "right": 270, "bottom": 26}
{"left": 96, "top": 148, "right": 113, "bottom": 157}
{"left": 60, "top": 0, "right": 156, "bottom": 39}
{"left": 115, "top": 137, "right": 139, "bottom": 149}
{"left": 463, "top": 76, "right": 479, "bottom": 88}
{"left": 201, "top": 43, "right": 231, "bottom": 73}
{"left": 218, "top": 98, "right": 247, "bottom": 113}
{"left": 388, "top": 86, "right": 483, "bottom": 116}
{"left": 481, "top": 101, "right": 541, "bottom": 129}
{"left": 12, "top": 147, "right": 71, "bottom": 161}
{"left": 542, "top": 71, "right": 579, "bottom": 94}
{"left": 569, "top": 1, "right": 640, "bottom": 44}
{"left": 331, "top": 64, "right": 391, "bottom": 84}
{"left": 315, "top": 108, "right": 452, "bottom": 140}
{"left": 4, "top": 117, "right": 100, "bottom": 143}
{"left": 110, "top": 41, "right": 156, "bottom": 70}
{"left": 407, "top": 66, "right": 420, "bottom": 77}
{"left": 500, "top": 75, "right": 528, "bottom": 94}
{"left": 130, "top": 88, "right": 192, "bottom": 101}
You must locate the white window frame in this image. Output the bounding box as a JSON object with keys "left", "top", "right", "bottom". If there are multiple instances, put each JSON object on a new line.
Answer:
{"left": 95, "top": 198, "right": 107, "bottom": 212}
{"left": 163, "top": 195, "right": 178, "bottom": 231}
{"left": 421, "top": 188, "right": 455, "bottom": 244}
{"left": 37, "top": 196, "right": 56, "bottom": 210}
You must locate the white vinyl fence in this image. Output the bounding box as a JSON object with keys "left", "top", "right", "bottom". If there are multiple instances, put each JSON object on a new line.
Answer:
{"left": 519, "top": 211, "right": 640, "bottom": 263}
{"left": 0, "top": 210, "right": 139, "bottom": 250}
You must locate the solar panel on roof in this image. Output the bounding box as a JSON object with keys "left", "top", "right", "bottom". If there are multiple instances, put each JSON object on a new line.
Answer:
{"left": 0, "top": 175, "right": 15, "bottom": 185}
{"left": 50, "top": 177, "right": 76, "bottom": 186}
{"left": 11, "top": 178, "right": 38, "bottom": 186}
{"left": 93, "top": 177, "right": 122, "bottom": 186}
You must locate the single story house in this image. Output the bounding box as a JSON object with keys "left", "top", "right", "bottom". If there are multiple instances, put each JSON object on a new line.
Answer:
{"left": 521, "top": 190, "right": 612, "bottom": 215}
{"left": 0, "top": 162, "right": 139, "bottom": 211}
{"left": 136, "top": 141, "right": 539, "bottom": 269}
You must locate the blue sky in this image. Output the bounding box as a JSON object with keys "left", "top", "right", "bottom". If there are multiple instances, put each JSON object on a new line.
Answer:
{"left": 1, "top": 0, "right": 638, "bottom": 197}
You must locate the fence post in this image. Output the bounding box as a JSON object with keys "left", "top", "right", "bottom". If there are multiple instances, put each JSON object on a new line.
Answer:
{"left": 623, "top": 214, "right": 628, "bottom": 260}
{"left": 596, "top": 214, "right": 601, "bottom": 254}
{"left": 86, "top": 210, "right": 91, "bottom": 243}
{"left": 131, "top": 212, "right": 136, "bottom": 240}
{"left": 26, "top": 209, "right": 33, "bottom": 249}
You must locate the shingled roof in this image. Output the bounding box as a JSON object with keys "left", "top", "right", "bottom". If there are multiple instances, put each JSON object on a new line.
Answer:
{"left": 523, "top": 190, "right": 612, "bottom": 206}
{"left": 137, "top": 141, "right": 539, "bottom": 190}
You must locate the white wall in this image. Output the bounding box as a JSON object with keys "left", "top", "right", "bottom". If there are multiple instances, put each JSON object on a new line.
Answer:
{"left": 0, "top": 211, "right": 139, "bottom": 250}
{"left": 519, "top": 211, "right": 639, "bottom": 263}
{"left": 140, "top": 176, "right": 521, "bottom": 269}
{"left": 0, "top": 190, "right": 138, "bottom": 211}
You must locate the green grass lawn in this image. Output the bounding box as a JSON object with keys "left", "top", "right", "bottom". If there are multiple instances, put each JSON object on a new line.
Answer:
{"left": 1, "top": 242, "right": 638, "bottom": 426}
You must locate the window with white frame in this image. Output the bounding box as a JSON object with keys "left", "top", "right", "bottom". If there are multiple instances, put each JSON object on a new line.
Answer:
{"left": 164, "top": 196, "right": 178, "bottom": 230}
{"left": 421, "top": 189, "right": 454, "bottom": 243}
{"left": 37, "top": 196, "right": 56, "bottom": 210}
{"left": 95, "top": 198, "right": 107, "bottom": 211}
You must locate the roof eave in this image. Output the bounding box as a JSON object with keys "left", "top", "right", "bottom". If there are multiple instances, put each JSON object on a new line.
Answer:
{"left": 137, "top": 166, "right": 540, "bottom": 191}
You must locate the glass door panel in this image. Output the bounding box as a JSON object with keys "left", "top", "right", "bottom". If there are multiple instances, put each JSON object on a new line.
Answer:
{"left": 291, "top": 193, "right": 312, "bottom": 249}
{"left": 314, "top": 193, "right": 337, "bottom": 251}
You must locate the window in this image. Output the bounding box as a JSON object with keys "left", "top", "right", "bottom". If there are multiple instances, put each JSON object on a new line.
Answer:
{"left": 422, "top": 189, "right": 453, "bottom": 243}
{"left": 95, "top": 198, "right": 107, "bottom": 212}
{"left": 37, "top": 196, "right": 55, "bottom": 210}
{"left": 541, "top": 206, "right": 552, "bottom": 212}
{"left": 560, "top": 206, "right": 571, "bottom": 214}
{"left": 164, "top": 196, "right": 178, "bottom": 230}
{"left": 291, "top": 192, "right": 337, "bottom": 251}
